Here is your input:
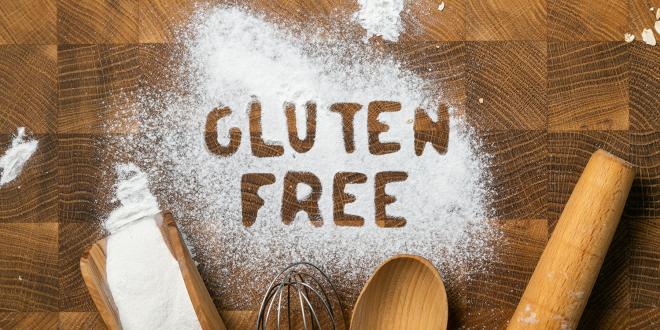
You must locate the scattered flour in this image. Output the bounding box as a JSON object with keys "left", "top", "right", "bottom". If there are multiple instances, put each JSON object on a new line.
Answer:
{"left": 105, "top": 164, "right": 201, "bottom": 329}
{"left": 0, "top": 127, "right": 38, "bottom": 187}
{"left": 519, "top": 304, "right": 539, "bottom": 325}
{"left": 353, "top": 0, "right": 405, "bottom": 41}
{"left": 642, "top": 28, "right": 657, "bottom": 46}
{"left": 655, "top": 20, "right": 660, "bottom": 34}
{"left": 104, "top": 6, "right": 497, "bottom": 307}
{"left": 624, "top": 33, "right": 635, "bottom": 43}
{"left": 438, "top": 2, "right": 445, "bottom": 11}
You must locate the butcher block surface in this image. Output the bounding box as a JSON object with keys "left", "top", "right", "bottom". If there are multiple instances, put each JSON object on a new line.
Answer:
{"left": 0, "top": 0, "right": 658, "bottom": 329}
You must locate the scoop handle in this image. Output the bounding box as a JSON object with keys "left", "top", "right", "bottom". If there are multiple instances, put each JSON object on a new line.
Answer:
{"left": 507, "top": 149, "right": 634, "bottom": 329}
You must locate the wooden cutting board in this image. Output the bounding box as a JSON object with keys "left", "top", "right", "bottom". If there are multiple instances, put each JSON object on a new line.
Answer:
{"left": 79, "top": 211, "right": 226, "bottom": 330}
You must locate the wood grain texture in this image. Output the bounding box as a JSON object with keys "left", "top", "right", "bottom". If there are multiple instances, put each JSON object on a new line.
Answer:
{"left": 57, "top": 135, "right": 108, "bottom": 224}
{"left": 351, "top": 255, "right": 448, "bottom": 330}
{"left": 548, "top": 42, "right": 629, "bottom": 131}
{"left": 466, "top": 41, "right": 547, "bottom": 130}
{"left": 59, "top": 312, "right": 107, "bottom": 329}
{"left": 466, "top": 0, "right": 546, "bottom": 41}
{"left": 548, "top": 0, "right": 629, "bottom": 41}
{"left": 389, "top": 42, "right": 465, "bottom": 111}
{"left": 400, "top": 0, "right": 465, "bottom": 41}
{"left": 0, "top": 223, "right": 58, "bottom": 311}
{"left": 631, "top": 219, "right": 660, "bottom": 308}
{"left": 468, "top": 219, "right": 548, "bottom": 308}
{"left": 60, "top": 223, "right": 104, "bottom": 311}
{"left": 0, "top": 45, "right": 57, "bottom": 134}
{"left": 0, "top": 134, "right": 57, "bottom": 223}
{"left": 629, "top": 43, "right": 660, "bottom": 131}
{"left": 0, "top": 312, "right": 58, "bottom": 329}
{"left": 0, "top": 0, "right": 657, "bottom": 327}
{"left": 628, "top": 131, "right": 660, "bottom": 220}
{"left": 631, "top": 308, "right": 660, "bottom": 330}
{"left": 57, "top": 0, "right": 138, "bottom": 44}
{"left": 482, "top": 131, "right": 547, "bottom": 219}
{"left": 548, "top": 132, "right": 630, "bottom": 224}
{"left": 0, "top": 0, "right": 56, "bottom": 44}
{"left": 508, "top": 150, "right": 634, "bottom": 330}
{"left": 58, "top": 45, "right": 139, "bottom": 134}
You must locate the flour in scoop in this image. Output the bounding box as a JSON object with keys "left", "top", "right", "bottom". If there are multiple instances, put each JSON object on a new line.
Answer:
{"left": 105, "top": 164, "right": 201, "bottom": 330}
{"left": 0, "top": 127, "right": 38, "bottom": 187}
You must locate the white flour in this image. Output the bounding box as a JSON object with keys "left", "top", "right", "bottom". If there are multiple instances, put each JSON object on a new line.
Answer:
{"left": 105, "top": 164, "right": 201, "bottom": 329}
{"left": 353, "top": 0, "right": 405, "bottom": 41}
{"left": 0, "top": 127, "right": 38, "bottom": 187}
{"left": 105, "top": 6, "right": 497, "bottom": 307}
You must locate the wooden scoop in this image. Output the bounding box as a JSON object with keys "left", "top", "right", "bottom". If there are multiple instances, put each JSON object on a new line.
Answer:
{"left": 351, "top": 255, "right": 448, "bottom": 330}
{"left": 80, "top": 211, "right": 226, "bottom": 330}
{"left": 508, "top": 149, "right": 635, "bottom": 329}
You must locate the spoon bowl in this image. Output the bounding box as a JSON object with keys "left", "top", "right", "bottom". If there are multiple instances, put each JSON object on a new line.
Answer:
{"left": 351, "top": 255, "right": 448, "bottom": 330}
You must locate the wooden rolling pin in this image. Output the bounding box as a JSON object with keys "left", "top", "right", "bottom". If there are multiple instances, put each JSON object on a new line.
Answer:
{"left": 507, "top": 149, "right": 634, "bottom": 329}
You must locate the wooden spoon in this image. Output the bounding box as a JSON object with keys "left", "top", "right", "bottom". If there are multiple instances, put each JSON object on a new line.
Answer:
{"left": 79, "top": 211, "right": 226, "bottom": 330}
{"left": 350, "top": 255, "right": 448, "bottom": 330}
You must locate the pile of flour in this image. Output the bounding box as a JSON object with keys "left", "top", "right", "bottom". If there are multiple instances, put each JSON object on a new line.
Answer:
{"left": 105, "top": 164, "right": 200, "bottom": 329}
{"left": 353, "top": 0, "right": 405, "bottom": 41}
{"left": 0, "top": 127, "right": 38, "bottom": 187}
{"left": 104, "top": 6, "right": 497, "bottom": 307}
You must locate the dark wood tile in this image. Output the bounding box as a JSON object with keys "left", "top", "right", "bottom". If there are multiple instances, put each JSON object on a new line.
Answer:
{"left": 547, "top": 131, "right": 630, "bottom": 225}
{"left": 631, "top": 308, "right": 660, "bottom": 329}
{"left": 0, "top": 45, "right": 57, "bottom": 134}
{"left": 482, "top": 130, "right": 547, "bottom": 219}
{"left": 388, "top": 42, "right": 466, "bottom": 110}
{"left": 0, "top": 134, "right": 57, "bottom": 223}
{"left": 629, "top": 44, "right": 660, "bottom": 131}
{"left": 468, "top": 219, "right": 548, "bottom": 308}
{"left": 57, "top": 134, "right": 113, "bottom": 224}
{"left": 59, "top": 223, "right": 104, "bottom": 311}
{"left": 400, "top": 0, "right": 465, "bottom": 41}
{"left": 466, "top": 0, "right": 546, "bottom": 41}
{"left": 631, "top": 219, "right": 660, "bottom": 308}
{"left": 628, "top": 131, "right": 660, "bottom": 220}
{"left": 548, "top": 42, "right": 629, "bottom": 131}
{"left": 58, "top": 45, "right": 139, "bottom": 134}
{"left": 466, "top": 41, "right": 547, "bottom": 130}
{"left": 57, "top": 0, "right": 139, "bottom": 44}
{"left": 579, "top": 309, "right": 629, "bottom": 329}
{"left": 0, "top": 223, "right": 58, "bottom": 311}
{"left": 0, "top": 0, "right": 57, "bottom": 44}
{"left": 548, "top": 0, "right": 628, "bottom": 41}
{"left": 0, "top": 312, "right": 57, "bottom": 329}
{"left": 59, "top": 312, "right": 106, "bottom": 329}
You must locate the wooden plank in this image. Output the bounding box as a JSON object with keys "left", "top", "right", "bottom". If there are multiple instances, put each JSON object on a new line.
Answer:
{"left": 548, "top": 0, "right": 628, "bottom": 41}
{"left": 629, "top": 131, "right": 660, "bottom": 220}
{"left": 0, "top": 45, "right": 57, "bottom": 134}
{"left": 548, "top": 132, "right": 630, "bottom": 226}
{"left": 58, "top": 45, "right": 139, "bottom": 134}
{"left": 59, "top": 312, "right": 107, "bottom": 329}
{"left": 0, "top": 0, "right": 57, "bottom": 44}
{"left": 481, "top": 130, "right": 548, "bottom": 219}
{"left": 631, "top": 219, "right": 660, "bottom": 308}
{"left": 468, "top": 219, "right": 548, "bottom": 308}
{"left": 57, "top": 0, "right": 139, "bottom": 44}
{"left": 0, "top": 312, "right": 58, "bottom": 329}
{"left": 0, "top": 223, "right": 59, "bottom": 311}
{"left": 629, "top": 43, "right": 660, "bottom": 131}
{"left": 631, "top": 308, "right": 660, "bottom": 330}
{"left": 465, "top": 0, "right": 546, "bottom": 41}
{"left": 466, "top": 41, "right": 547, "bottom": 130}
{"left": 399, "top": 0, "right": 465, "bottom": 41}
{"left": 60, "top": 223, "right": 104, "bottom": 311}
{"left": 547, "top": 42, "right": 629, "bottom": 131}
{"left": 0, "top": 134, "right": 57, "bottom": 223}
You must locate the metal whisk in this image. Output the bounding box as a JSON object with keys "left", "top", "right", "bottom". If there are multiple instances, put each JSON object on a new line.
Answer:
{"left": 256, "top": 262, "right": 346, "bottom": 330}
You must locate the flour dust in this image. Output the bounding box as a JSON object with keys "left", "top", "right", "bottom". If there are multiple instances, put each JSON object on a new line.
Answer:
{"left": 103, "top": 6, "right": 498, "bottom": 308}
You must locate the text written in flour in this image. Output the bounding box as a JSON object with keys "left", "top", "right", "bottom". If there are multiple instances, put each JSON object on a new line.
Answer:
{"left": 205, "top": 100, "right": 449, "bottom": 228}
